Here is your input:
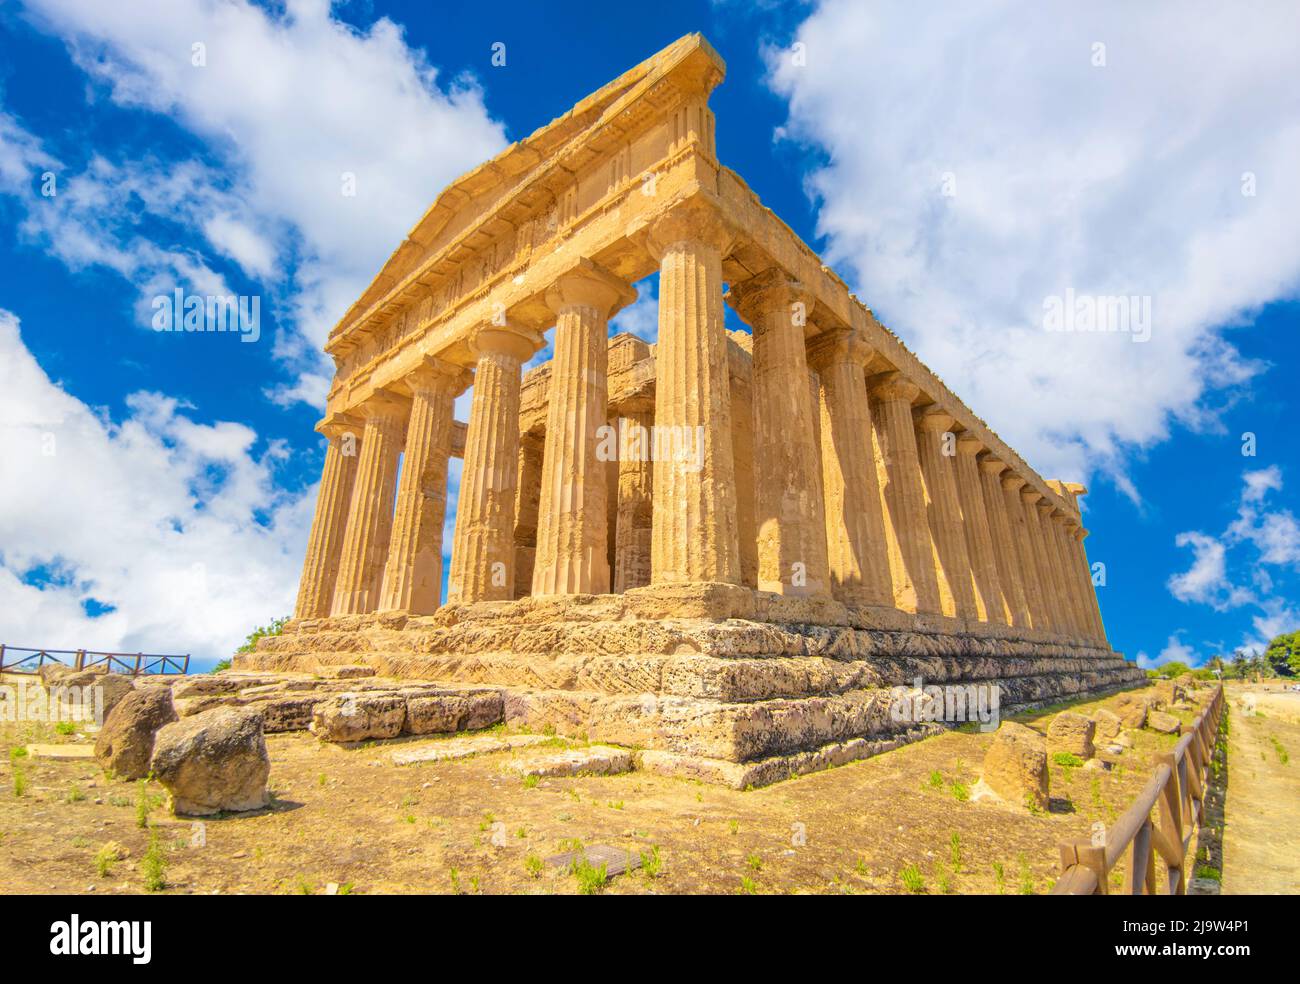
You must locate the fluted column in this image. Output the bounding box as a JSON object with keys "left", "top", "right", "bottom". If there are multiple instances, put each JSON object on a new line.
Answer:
{"left": 869, "top": 372, "right": 940, "bottom": 614}
{"left": 1002, "top": 474, "right": 1047, "bottom": 631}
{"left": 727, "top": 269, "right": 828, "bottom": 596}
{"left": 915, "top": 408, "right": 979, "bottom": 619}
{"left": 377, "top": 359, "right": 468, "bottom": 614}
{"left": 978, "top": 455, "right": 1031, "bottom": 628}
{"left": 807, "top": 330, "right": 892, "bottom": 608}
{"left": 513, "top": 434, "right": 543, "bottom": 598}
{"left": 1044, "top": 508, "right": 1085, "bottom": 639}
{"left": 953, "top": 436, "right": 1007, "bottom": 624}
{"left": 447, "top": 322, "right": 543, "bottom": 604}
{"left": 1020, "top": 490, "right": 1061, "bottom": 634}
{"left": 645, "top": 202, "right": 740, "bottom": 585}
{"left": 330, "top": 393, "right": 407, "bottom": 615}
{"left": 728, "top": 354, "right": 759, "bottom": 589}
{"left": 1034, "top": 500, "right": 1073, "bottom": 636}
{"left": 1072, "top": 526, "right": 1108, "bottom": 643}
{"left": 614, "top": 411, "right": 654, "bottom": 593}
{"left": 531, "top": 261, "right": 635, "bottom": 596}
{"left": 294, "top": 414, "right": 361, "bottom": 619}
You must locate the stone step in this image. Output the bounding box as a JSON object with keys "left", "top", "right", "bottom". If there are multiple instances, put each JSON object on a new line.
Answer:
{"left": 508, "top": 745, "right": 633, "bottom": 779}
{"left": 390, "top": 732, "right": 551, "bottom": 765}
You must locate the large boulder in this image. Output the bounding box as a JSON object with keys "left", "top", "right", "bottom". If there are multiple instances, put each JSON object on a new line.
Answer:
{"left": 981, "top": 721, "right": 1049, "bottom": 811}
{"left": 1146, "top": 710, "right": 1182, "bottom": 735}
{"left": 309, "top": 692, "right": 406, "bottom": 743}
{"left": 44, "top": 671, "right": 135, "bottom": 725}
{"left": 1091, "top": 708, "right": 1123, "bottom": 742}
{"left": 1113, "top": 690, "right": 1150, "bottom": 729}
{"left": 94, "top": 688, "right": 178, "bottom": 780}
{"left": 151, "top": 707, "right": 271, "bottom": 816}
{"left": 1047, "top": 711, "right": 1096, "bottom": 760}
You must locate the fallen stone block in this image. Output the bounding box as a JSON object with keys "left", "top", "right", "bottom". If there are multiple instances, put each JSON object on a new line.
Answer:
{"left": 1146, "top": 710, "right": 1182, "bottom": 735}
{"left": 25, "top": 743, "right": 95, "bottom": 760}
{"left": 980, "top": 721, "right": 1048, "bottom": 811}
{"left": 509, "top": 745, "right": 633, "bottom": 779}
{"left": 1047, "top": 711, "right": 1096, "bottom": 760}
{"left": 151, "top": 706, "right": 271, "bottom": 816}
{"left": 1113, "top": 690, "right": 1150, "bottom": 729}
{"left": 1091, "top": 708, "right": 1122, "bottom": 742}
{"left": 94, "top": 687, "right": 178, "bottom": 780}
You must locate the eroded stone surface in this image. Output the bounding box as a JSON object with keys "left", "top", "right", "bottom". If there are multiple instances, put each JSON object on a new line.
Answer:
{"left": 509, "top": 745, "right": 633, "bottom": 778}
{"left": 151, "top": 707, "right": 271, "bottom": 816}
{"left": 981, "top": 721, "right": 1048, "bottom": 811}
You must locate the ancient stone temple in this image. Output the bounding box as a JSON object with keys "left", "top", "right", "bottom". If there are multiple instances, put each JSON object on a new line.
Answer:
{"left": 239, "top": 34, "right": 1141, "bottom": 786}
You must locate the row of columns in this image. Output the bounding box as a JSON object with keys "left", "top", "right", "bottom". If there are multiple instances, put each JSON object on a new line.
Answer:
{"left": 293, "top": 201, "right": 1106, "bottom": 646}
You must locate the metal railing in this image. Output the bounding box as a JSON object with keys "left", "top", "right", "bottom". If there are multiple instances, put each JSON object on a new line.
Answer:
{"left": 1051, "top": 684, "right": 1225, "bottom": 895}
{"left": 0, "top": 644, "right": 190, "bottom": 676}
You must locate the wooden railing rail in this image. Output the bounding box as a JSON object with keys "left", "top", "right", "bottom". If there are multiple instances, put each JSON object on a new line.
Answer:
{"left": 0, "top": 644, "right": 190, "bottom": 676}
{"left": 1051, "top": 684, "right": 1225, "bottom": 895}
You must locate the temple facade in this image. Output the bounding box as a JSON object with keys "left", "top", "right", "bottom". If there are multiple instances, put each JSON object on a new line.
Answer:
{"left": 240, "top": 35, "right": 1141, "bottom": 786}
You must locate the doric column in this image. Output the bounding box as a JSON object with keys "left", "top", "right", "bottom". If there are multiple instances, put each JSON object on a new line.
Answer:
{"left": 807, "top": 330, "right": 892, "bottom": 608}
{"left": 868, "top": 372, "right": 940, "bottom": 614}
{"left": 1072, "top": 526, "right": 1108, "bottom": 643}
{"left": 1056, "top": 515, "right": 1092, "bottom": 642}
{"left": 447, "top": 322, "right": 543, "bottom": 604}
{"left": 294, "top": 414, "right": 361, "bottom": 619}
{"left": 614, "top": 411, "right": 654, "bottom": 593}
{"left": 953, "top": 436, "right": 1007, "bottom": 624}
{"left": 1043, "top": 507, "right": 1085, "bottom": 639}
{"left": 1020, "top": 489, "right": 1060, "bottom": 634}
{"left": 1002, "top": 474, "right": 1047, "bottom": 631}
{"left": 645, "top": 201, "right": 740, "bottom": 585}
{"left": 914, "top": 408, "right": 979, "bottom": 619}
{"left": 531, "top": 261, "right": 635, "bottom": 596}
{"left": 978, "top": 455, "right": 1031, "bottom": 628}
{"left": 330, "top": 393, "right": 407, "bottom": 615}
{"left": 1035, "top": 500, "right": 1073, "bottom": 636}
{"left": 728, "top": 349, "right": 759, "bottom": 589}
{"left": 727, "top": 268, "right": 828, "bottom": 596}
{"left": 513, "top": 434, "right": 543, "bottom": 598}
{"left": 377, "top": 359, "right": 468, "bottom": 614}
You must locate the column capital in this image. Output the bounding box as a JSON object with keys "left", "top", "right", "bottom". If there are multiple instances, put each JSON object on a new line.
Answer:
{"left": 1038, "top": 501, "right": 1060, "bottom": 518}
{"left": 406, "top": 355, "right": 472, "bottom": 397}
{"left": 978, "top": 453, "right": 1006, "bottom": 475}
{"left": 1000, "top": 473, "right": 1028, "bottom": 492}
{"left": 1063, "top": 517, "right": 1082, "bottom": 533}
{"left": 355, "top": 389, "right": 409, "bottom": 422}
{"left": 1075, "top": 527, "right": 1090, "bottom": 541}
{"left": 317, "top": 412, "right": 362, "bottom": 440}
{"left": 643, "top": 195, "right": 734, "bottom": 259}
{"left": 545, "top": 257, "right": 637, "bottom": 319}
{"left": 806, "top": 328, "right": 874, "bottom": 372}
{"left": 868, "top": 370, "right": 921, "bottom": 403}
{"left": 914, "top": 406, "right": 955, "bottom": 433}
{"left": 724, "top": 267, "right": 814, "bottom": 328}
{"left": 955, "top": 433, "right": 984, "bottom": 456}
{"left": 469, "top": 321, "right": 545, "bottom": 363}
{"left": 1020, "top": 487, "right": 1044, "bottom": 504}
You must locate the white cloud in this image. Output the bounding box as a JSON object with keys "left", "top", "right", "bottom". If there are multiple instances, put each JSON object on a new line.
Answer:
{"left": 1136, "top": 632, "right": 1197, "bottom": 669}
{"left": 13, "top": 0, "right": 508, "bottom": 406}
{"left": 0, "top": 309, "right": 311, "bottom": 667}
{"left": 1167, "top": 531, "right": 1229, "bottom": 606}
{"left": 768, "top": 0, "right": 1300, "bottom": 491}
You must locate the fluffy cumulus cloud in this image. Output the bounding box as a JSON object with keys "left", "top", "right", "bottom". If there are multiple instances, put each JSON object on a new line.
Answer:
{"left": 0, "top": 309, "right": 311, "bottom": 666}
{"left": 1166, "top": 466, "right": 1300, "bottom": 656}
{"left": 11, "top": 0, "right": 508, "bottom": 405}
{"left": 769, "top": 0, "right": 1300, "bottom": 492}
{"left": 1136, "top": 633, "right": 1195, "bottom": 671}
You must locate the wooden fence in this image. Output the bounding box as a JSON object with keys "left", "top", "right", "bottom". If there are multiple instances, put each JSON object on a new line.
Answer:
{"left": 1051, "top": 684, "right": 1225, "bottom": 895}
{"left": 0, "top": 644, "right": 190, "bottom": 676}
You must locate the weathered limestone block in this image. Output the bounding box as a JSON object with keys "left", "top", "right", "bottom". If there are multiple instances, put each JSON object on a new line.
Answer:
{"left": 981, "top": 721, "right": 1049, "bottom": 811}
{"left": 1091, "top": 707, "right": 1123, "bottom": 742}
{"left": 403, "top": 691, "right": 503, "bottom": 735}
{"left": 1146, "top": 710, "right": 1182, "bottom": 735}
{"left": 1047, "top": 711, "right": 1096, "bottom": 760}
{"left": 508, "top": 745, "right": 633, "bottom": 778}
{"left": 310, "top": 692, "right": 407, "bottom": 742}
{"left": 1113, "top": 690, "right": 1151, "bottom": 729}
{"left": 151, "top": 707, "right": 271, "bottom": 816}
{"left": 94, "top": 688, "right": 178, "bottom": 780}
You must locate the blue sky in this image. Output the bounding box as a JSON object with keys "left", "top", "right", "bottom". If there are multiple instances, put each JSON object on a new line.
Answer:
{"left": 0, "top": 0, "right": 1296, "bottom": 671}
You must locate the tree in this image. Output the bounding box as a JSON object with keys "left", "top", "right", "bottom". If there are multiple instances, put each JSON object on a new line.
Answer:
{"left": 1265, "top": 630, "right": 1300, "bottom": 677}
{"left": 1154, "top": 660, "right": 1192, "bottom": 679}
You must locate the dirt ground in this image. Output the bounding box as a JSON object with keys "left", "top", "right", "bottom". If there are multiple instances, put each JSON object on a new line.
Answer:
{"left": 0, "top": 683, "right": 1212, "bottom": 895}
{"left": 1221, "top": 682, "right": 1300, "bottom": 894}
